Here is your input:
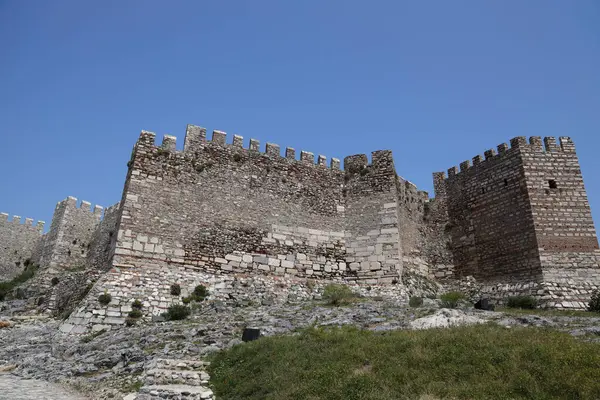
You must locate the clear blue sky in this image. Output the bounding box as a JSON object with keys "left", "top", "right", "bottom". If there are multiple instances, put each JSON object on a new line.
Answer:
{"left": 1, "top": 1, "right": 599, "bottom": 229}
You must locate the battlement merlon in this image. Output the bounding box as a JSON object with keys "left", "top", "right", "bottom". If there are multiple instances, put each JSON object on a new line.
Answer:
{"left": 94, "top": 205, "right": 104, "bottom": 216}
{"left": 184, "top": 124, "right": 207, "bottom": 153}
{"left": 446, "top": 136, "right": 579, "bottom": 179}
{"left": 344, "top": 154, "right": 368, "bottom": 173}
{"left": 161, "top": 135, "right": 177, "bottom": 152}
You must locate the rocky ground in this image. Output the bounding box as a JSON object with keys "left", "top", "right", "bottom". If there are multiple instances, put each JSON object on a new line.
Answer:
{"left": 1, "top": 298, "right": 600, "bottom": 400}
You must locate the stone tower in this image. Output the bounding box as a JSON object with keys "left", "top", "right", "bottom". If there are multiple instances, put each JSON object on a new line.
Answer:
{"left": 439, "top": 136, "right": 600, "bottom": 307}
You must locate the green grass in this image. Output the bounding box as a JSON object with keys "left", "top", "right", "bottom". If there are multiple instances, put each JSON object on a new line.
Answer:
{"left": 497, "top": 307, "right": 598, "bottom": 318}
{"left": 209, "top": 324, "right": 600, "bottom": 400}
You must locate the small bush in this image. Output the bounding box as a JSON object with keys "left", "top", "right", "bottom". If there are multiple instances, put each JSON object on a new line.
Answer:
{"left": 51, "top": 277, "right": 60, "bottom": 286}
{"left": 192, "top": 284, "right": 209, "bottom": 300}
{"left": 589, "top": 290, "right": 600, "bottom": 313}
{"left": 170, "top": 283, "right": 181, "bottom": 296}
{"left": 125, "top": 317, "right": 137, "bottom": 327}
{"left": 322, "top": 284, "right": 356, "bottom": 306}
{"left": 164, "top": 304, "right": 191, "bottom": 321}
{"left": 128, "top": 309, "right": 143, "bottom": 319}
{"left": 409, "top": 296, "right": 424, "bottom": 308}
{"left": 233, "top": 153, "right": 243, "bottom": 162}
{"left": 506, "top": 295, "right": 538, "bottom": 310}
{"left": 183, "top": 284, "right": 210, "bottom": 303}
{"left": 440, "top": 292, "right": 465, "bottom": 309}
{"left": 131, "top": 299, "right": 143, "bottom": 310}
{"left": 98, "top": 292, "right": 112, "bottom": 306}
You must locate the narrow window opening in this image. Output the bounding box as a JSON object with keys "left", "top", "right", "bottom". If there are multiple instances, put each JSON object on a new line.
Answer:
{"left": 504, "top": 179, "right": 508, "bottom": 186}
{"left": 548, "top": 179, "right": 558, "bottom": 189}
{"left": 480, "top": 187, "right": 485, "bottom": 194}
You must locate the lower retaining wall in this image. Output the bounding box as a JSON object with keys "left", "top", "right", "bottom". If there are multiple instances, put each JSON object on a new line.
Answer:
{"left": 59, "top": 264, "right": 408, "bottom": 334}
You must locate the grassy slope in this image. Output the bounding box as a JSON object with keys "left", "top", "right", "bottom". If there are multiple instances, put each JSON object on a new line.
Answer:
{"left": 209, "top": 324, "right": 600, "bottom": 400}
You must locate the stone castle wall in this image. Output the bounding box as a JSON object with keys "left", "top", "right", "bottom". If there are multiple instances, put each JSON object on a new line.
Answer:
{"left": 4, "top": 122, "right": 600, "bottom": 330}
{"left": 64, "top": 125, "right": 437, "bottom": 330}
{"left": 0, "top": 214, "right": 44, "bottom": 280}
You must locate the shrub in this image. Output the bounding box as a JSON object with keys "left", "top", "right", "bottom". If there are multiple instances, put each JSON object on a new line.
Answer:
{"left": 51, "top": 277, "right": 60, "bottom": 286}
{"left": 409, "top": 296, "right": 424, "bottom": 308}
{"left": 589, "top": 290, "right": 600, "bottom": 313}
{"left": 131, "top": 299, "right": 143, "bottom": 310}
{"left": 233, "top": 153, "right": 243, "bottom": 162}
{"left": 192, "top": 284, "right": 209, "bottom": 301}
{"left": 125, "top": 317, "right": 137, "bottom": 327}
{"left": 322, "top": 284, "right": 356, "bottom": 306}
{"left": 183, "top": 284, "right": 210, "bottom": 303}
{"left": 128, "top": 309, "right": 143, "bottom": 319}
{"left": 170, "top": 283, "right": 181, "bottom": 296}
{"left": 0, "top": 261, "right": 39, "bottom": 300}
{"left": 164, "top": 304, "right": 191, "bottom": 321}
{"left": 440, "top": 292, "right": 465, "bottom": 309}
{"left": 98, "top": 292, "right": 112, "bottom": 306}
{"left": 506, "top": 295, "right": 538, "bottom": 310}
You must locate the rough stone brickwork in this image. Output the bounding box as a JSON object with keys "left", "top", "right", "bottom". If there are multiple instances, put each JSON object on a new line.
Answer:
{"left": 0, "top": 213, "right": 44, "bottom": 280}
{"left": 441, "top": 136, "right": 600, "bottom": 307}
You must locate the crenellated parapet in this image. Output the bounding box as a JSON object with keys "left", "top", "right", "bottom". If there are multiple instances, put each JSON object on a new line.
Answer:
{"left": 134, "top": 125, "right": 342, "bottom": 170}
{"left": 446, "top": 136, "right": 576, "bottom": 180}
{"left": 0, "top": 212, "right": 45, "bottom": 232}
